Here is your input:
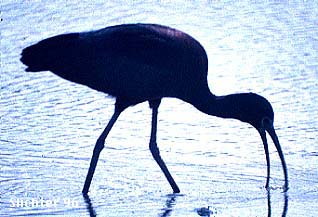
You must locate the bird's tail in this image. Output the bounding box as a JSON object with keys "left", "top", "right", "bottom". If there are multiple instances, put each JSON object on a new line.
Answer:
{"left": 20, "top": 33, "right": 80, "bottom": 72}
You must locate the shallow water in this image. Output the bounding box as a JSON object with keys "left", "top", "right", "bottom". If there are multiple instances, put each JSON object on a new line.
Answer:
{"left": 1, "top": 1, "right": 318, "bottom": 216}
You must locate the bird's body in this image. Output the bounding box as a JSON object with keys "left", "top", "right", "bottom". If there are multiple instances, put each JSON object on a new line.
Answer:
{"left": 21, "top": 23, "right": 288, "bottom": 194}
{"left": 22, "top": 24, "right": 209, "bottom": 106}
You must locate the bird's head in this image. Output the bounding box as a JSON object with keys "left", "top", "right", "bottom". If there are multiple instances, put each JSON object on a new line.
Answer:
{"left": 219, "top": 93, "right": 288, "bottom": 190}
{"left": 224, "top": 93, "right": 274, "bottom": 130}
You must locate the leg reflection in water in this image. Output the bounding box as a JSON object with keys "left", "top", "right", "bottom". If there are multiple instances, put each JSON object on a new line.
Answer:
{"left": 83, "top": 193, "right": 181, "bottom": 217}
{"left": 83, "top": 194, "right": 96, "bottom": 217}
{"left": 267, "top": 189, "right": 289, "bottom": 217}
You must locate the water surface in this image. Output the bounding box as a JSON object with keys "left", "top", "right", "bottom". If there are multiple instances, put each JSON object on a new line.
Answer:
{"left": 1, "top": 1, "right": 317, "bottom": 216}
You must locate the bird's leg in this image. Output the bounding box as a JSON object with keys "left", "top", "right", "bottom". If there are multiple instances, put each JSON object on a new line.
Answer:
{"left": 82, "top": 108, "right": 122, "bottom": 195}
{"left": 149, "top": 99, "right": 180, "bottom": 193}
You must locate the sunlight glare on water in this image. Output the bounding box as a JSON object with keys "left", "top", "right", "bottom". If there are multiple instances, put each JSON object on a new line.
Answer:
{"left": 1, "top": 1, "right": 317, "bottom": 216}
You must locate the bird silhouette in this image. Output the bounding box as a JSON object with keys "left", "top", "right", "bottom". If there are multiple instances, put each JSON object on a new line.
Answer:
{"left": 20, "top": 23, "right": 288, "bottom": 194}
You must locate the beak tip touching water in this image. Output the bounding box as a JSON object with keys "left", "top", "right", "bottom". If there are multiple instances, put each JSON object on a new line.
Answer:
{"left": 259, "top": 126, "right": 289, "bottom": 191}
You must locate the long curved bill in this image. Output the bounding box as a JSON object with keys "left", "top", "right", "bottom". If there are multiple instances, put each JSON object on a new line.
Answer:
{"left": 259, "top": 126, "right": 289, "bottom": 192}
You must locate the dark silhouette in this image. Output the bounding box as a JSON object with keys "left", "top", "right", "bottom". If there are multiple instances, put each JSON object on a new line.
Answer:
{"left": 20, "top": 23, "right": 288, "bottom": 194}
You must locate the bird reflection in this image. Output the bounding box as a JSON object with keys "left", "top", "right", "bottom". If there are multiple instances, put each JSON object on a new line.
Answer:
{"left": 83, "top": 190, "right": 287, "bottom": 216}
{"left": 267, "top": 189, "right": 288, "bottom": 217}
{"left": 83, "top": 194, "right": 96, "bottom": 217}
{"left": 83, "top": 193, "right": 179, "bottom": 217}
{"left": 159, "top": 193, "right": 179, "bottom": 217}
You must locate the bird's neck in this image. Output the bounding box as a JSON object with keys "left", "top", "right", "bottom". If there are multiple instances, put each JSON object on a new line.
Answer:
{"left": 190, "top": 92, "right": 241, "bottom": 120}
